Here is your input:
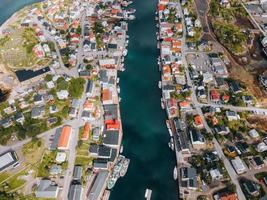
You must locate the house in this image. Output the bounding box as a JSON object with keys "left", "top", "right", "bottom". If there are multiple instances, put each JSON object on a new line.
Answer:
{"left": 35, "top": 179, "right": 59, "bottom": 199}
{"left": 242, "top": 181, "right": 259, "bottom": 197}
{"left": 56, "top": 90, "right": 69, "bottom": 100}
{"left": 49, "top": 164, "right": 62, "bottom": 175}
{"left": 86, "top": 80, "right": 94, "bottom": 97}
{"left": 235, "top": 142, "right": 250, "bottom": 154}
{"left": 180, "top": 167, "right": 198, "bottom": 190}
{"left": 210, "top": 90, "right": 220, "bottom": 102}
{"left": 0, "top": 151, "right": 18, "bottom": 172}
{"left": 251, "top": 156, "right": 265, "bottom": 169}
{"left": 102, "top": 130, "right": 119, "bottom": 148}
{"left": 256, "top": 142, "right": 267, "bottom": 152}
{"left": 92, "top": 127, "right": 101, "bottom": 142}
{"left": 73, "top": 165, "right": 82, "bottom": 182}
{"left": 248, "top": 129, "right": 259, "bottom": 139}
{"left": 89, "top": 144, "right": 99, "bottom": 157}
{"left": 231, "top": 156, "right": 247, "bottom": 174}
{"left": 229, "top": 81, "right": 242, "bottom": 94}
{"left": 14, "top": 112, "right": 25, "bottom": 124}
{"left": 87, "top": 171, "right": 109, "bottom": 200}
{"left": 210, "top": 169, "right": 223, "bottom": 181}
{"left": 49, "top": 105, "right": 58, "bottom": 114}
{"left": 93, "top": 160, "right": 108, "bottom": 170}
{"left": 57, "top": 125, "right": 72, "bottom": 150}
{"left": 55, "top": 152, "right": 66, "bottom": 163}
{"left": 242, "top": 95, "right": 253, "bottom": 105}
{"left": 213, "top": 192, "right": 238, "bottom": 200}
{"left": 193, "top": 115, "right": 203, "bottom": 128}
{"left": 189, "top": 128, "right": 205, "bottom": 150}
{"left": 31, "top": 106, "right": 45, "bottom": 119}
{"left": 33, "top": 94, "right": 44, "bottom": 105}
{"left": 82, "top": 122, "right": 91, "bottom": 140}
{"left": 0, "top": 118, "right": 12, "bottom": 128}
{"left": 99, "top": 59, "right": 116, "bottom": 69}
{"left": 226, "top": 111, "right": 240, "bottom": 121}
{"left": 215, "top": 125, "right": 230, "bottom": 135}
{"left": 68, "top": 184, "right": 83, "bottom": 200}
{"left": 69, "top": 107, "right": 78, "bottom": 118}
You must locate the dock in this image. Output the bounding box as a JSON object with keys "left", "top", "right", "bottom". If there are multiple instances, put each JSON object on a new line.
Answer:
{"left": 144, "top": 189, "right": 152, "bottom": 200}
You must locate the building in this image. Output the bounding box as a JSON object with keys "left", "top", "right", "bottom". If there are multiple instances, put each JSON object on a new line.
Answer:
{"left": 73, "top": 165, "right": 83, "bottom": 182}
{"left": 102, "top": 130, "right": 119, "bottom": 148}
{"left": 57, "top": 125, "right": 72, "bottom": 150}
{"left": 226, "top": 111, "right": 240, "bottom": 121}
{"left": 15, "top": 67, "right": 51, "bottom": 83}
{"left": 88, "top": 171, "right": 109, "bottom": 200}
{"left": 231, "top": 156, "right": 247, "bottom": 174}
{"left": 242, "top": 180, "right": 259, "bottom": 197}
{"left": 68, "top": 184, "right": 83, "bottom": 200}
{"left": 213, "top": 192, "right": 238, "bottom": 200}
{"left": 180, "top": 167, "right": 198, "bottom": 190}
{"left": 210, "top": 169, "right": 223, "bottom": 181}
{"left": 82, "top": 122, "right": 91, "bottom": 140}
{"left": 189, "top": 128, "right": 205, "bottom": 150}
{"left": 248, "top": 129, "right": 259, "bottom": 139}
{"left": 35, "top": 179, "right": 59, "bottom": 199}
{"left": 0, "top": 151, "right": 18, "bottom": 172}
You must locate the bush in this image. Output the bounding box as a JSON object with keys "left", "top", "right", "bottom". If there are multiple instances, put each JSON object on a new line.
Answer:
{"left": 69, "top": 78, "right": 85, "bottom": 99}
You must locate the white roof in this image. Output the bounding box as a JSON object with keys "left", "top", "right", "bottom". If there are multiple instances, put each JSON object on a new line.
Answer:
{"left": 55, "top": 152, "right": 66, "bottom": 163}
{"left": 99, "top": 59, "right": 115, "bottom": 66}
{"left": 231, "top": 157, "right": 246, "bottom": 173}
{"left": 248, "top": 129, "right": 259, "bottom": 138}
{"left": 0, "top": 152, "right": 15, "bottom": 169}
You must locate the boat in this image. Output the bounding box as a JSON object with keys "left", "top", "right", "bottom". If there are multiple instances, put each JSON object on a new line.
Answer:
{"left": 122, "top": 0, "right": 133, "bottom": 7}
{"left": 168, "top": 127, "right": 173, "bottom": 137}
{"left": 117, "top": 78, "right": 120, "bottom": 84}
{"left": 145, "top": 189, "right": 152, "bottom": 200}
{"left": 107, "top": 155, "right": 130, "bottom": 189}
{"left": 128, "top": 14, "right": 136, "bottom": 20}
{"left": 168, "top": 138, "right": 174, "bottom": 151}
{"left": 117, "top": 86, "right": 120, "bottom": 93}
{"left": 173, "top": 166, "right": 178, "bottom": 180}
{"left": 119, "top": 97, "right": 122, "bottom": 102}
{"left": 161, "top": 98, "right": 165, "bottom": 109}
{"left": 120, "top": 157, "right": 130, "bottom": 177}
{"left": 127, "top": 8, "right": 136, "bottom": 14}
{"left": 120, "top": 145, "right": 123, "bottom": 153}
{"left": 166, "top": 120, "right": 170, "bottom": 129}
{"left": 155, "top": 16, "right": 158, "bottom": 20}
{"left": 123, "top": 49, "right": 128, "bottom": 56}
{"left": 158, "top": 81, "right": 162, "bottom": 89}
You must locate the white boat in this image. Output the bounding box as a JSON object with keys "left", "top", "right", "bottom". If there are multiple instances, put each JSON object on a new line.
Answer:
{"left": 119, "top": 97, "right": 122, "bottom": 102}
{"left": 173, "top": 166, "right": 178, "bottom": 180}
{"left": 120, "top": 145, "right": 123, "bottom": 153}
{"left": 168, "top": 138, "right": 174, "bottom": 151}
{"left": 145, "top": 189, "right": 152, "bottom": 200}
{"left": 123, "top": 49, "right": 128, "bottom": 56}
{"left": 127, "top": 8, "right": 136, "bottom": 14}
{"left": 161, "top": 98, "right": 165, "bottom": 109}
{"left": 166, "top": 120, "right": 170, "bottom": 129}
{"left": 117, "top": 86, "right": 120, "bottom": 93}
{"left": 155, "top": 16, "right": 158, "bottom": 20}
{"left": 158, "top": 81, "right": 162, "bottom": 89}
{"left": 121, "top": 67, "right": 125, "bottom": 71}
{"left": 117, "top": 78, "right": 120, "bottom": 84}
{"left": 168, "top": 127, "right": 173, "bottom": 137}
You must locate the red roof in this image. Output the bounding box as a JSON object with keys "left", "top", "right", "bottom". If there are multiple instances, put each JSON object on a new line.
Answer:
{"left": 158, "top": 4, "right": 165, "bottom": 11}
{"left": 105, "top": 119, "right": 120, "bottom": 130}
{"left": 194, "top": 115, "right": 203, "bottom": 126}
{"left": 82, "top": 122, "right": 90, "bottom": 140}
{"left": 211, "top": 90, "right": 220, "bottom": 101}
{"left": 58, "top": 125, "right": 72, "bottom": 149}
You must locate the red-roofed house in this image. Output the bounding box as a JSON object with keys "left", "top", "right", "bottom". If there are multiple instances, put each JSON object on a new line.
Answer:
{"left": 210, "top": 90, "right": 220, "bottom": 102}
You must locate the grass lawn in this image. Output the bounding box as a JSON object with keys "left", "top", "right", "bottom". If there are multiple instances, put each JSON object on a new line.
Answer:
{"left": 22, "top": 139, "right": 45, "bottom": 165}
{"left": 0, "top": 27, "right": 48, "bottom": 70}
{"left": 37, "top": 151, "right": 57, "bottom": 177}
{"left": 0, "top": 172, "right": 9, "bottom": 183}
{"left": 75, "top": 156, "right": 93, "bottom": 168}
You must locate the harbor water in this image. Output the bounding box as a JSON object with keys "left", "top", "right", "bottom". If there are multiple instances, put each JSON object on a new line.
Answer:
{"left": 110, "top": 0, "right": 178, "bottom": 199}
{"left": 0, "top": 0, "right": 178, "bottom": 199}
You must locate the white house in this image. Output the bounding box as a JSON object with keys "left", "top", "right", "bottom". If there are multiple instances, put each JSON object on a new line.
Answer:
{"left": 231, "top": 156, "right": 247, "bottom": 174}
{"left": 56, "top": 90, "right": 69, "bottom": 100}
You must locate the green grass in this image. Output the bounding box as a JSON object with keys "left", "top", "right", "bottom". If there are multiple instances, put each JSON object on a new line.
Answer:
{"left": 0, "top": 172, "right": 9, "bottom": 183}
{"left": 75, "top": 156, "right": 93, "bottom": 167}
{"left": 37, "top": 151, "right": 57, "bottom": 177}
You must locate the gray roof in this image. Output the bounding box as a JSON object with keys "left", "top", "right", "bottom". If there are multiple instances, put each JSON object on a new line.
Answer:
{"left": 68, "top": 184, "right": 83, "bottom": 200}
{"left": 103, "top": 104, "right": 118, "bottom": 120}
{"left": 98, "top": 145, "right": 112, "bottom": 158}
{"left": 73, "top": 165, "right": 82, "bottom": 181}
{"left": 180, "top": 167, "right": 197, "bottom": 188}
{"left": 36, "top": 179, "right": 59, "bottom": 198}
{"left": 31, "top": 106, "right": 45, "bottom": 118}
{"left": 0, "top": 151, "right": 18, "bottom": 171}
{"left": 86, "top": 80, "right": 94, "bottom": 94}
{"left": 93, "top": 160, "right": 108, "bottom": 169}
{"left": 88, "top": 171, "right": 108, "bottom": 200}
{"left": 50, "top": 128, "right": 61, "bottom": 150}
{"left": 103, "top": 130, "right": 119, "bottom": 146}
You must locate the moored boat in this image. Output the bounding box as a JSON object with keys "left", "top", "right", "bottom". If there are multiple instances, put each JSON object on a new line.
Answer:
{"left": 173, "top": 166, "right": 178, "bottom": 180}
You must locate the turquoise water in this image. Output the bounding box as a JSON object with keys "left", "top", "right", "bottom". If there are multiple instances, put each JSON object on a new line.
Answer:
{"left": 0, "top": 0, "right": 178, "bottom": 199}
{"left": 110, "top": 0, "right": 178, "bottom": 199}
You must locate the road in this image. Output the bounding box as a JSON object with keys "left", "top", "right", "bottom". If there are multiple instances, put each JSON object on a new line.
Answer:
{"left": 176, "top": 1, "right": 247, "bottom": 198}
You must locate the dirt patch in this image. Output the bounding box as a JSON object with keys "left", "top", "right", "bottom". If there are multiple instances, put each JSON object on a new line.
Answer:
{"left": 234, "top": 14, "right": 254, "bottom": 29}
{"left": 247, "top": 115, "right": 267, "bottom": 131}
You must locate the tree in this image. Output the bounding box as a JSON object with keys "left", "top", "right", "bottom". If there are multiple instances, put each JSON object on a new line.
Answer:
{"left": 44, "top": 74, "right": 52, "bottom": 82}
{"left": 69, "top": 78, "right": 86, "bottom": 99}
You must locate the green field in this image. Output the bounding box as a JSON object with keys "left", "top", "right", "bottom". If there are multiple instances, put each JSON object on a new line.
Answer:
{"left": 0, "top": 27, "right": 49, "bottom": 70}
